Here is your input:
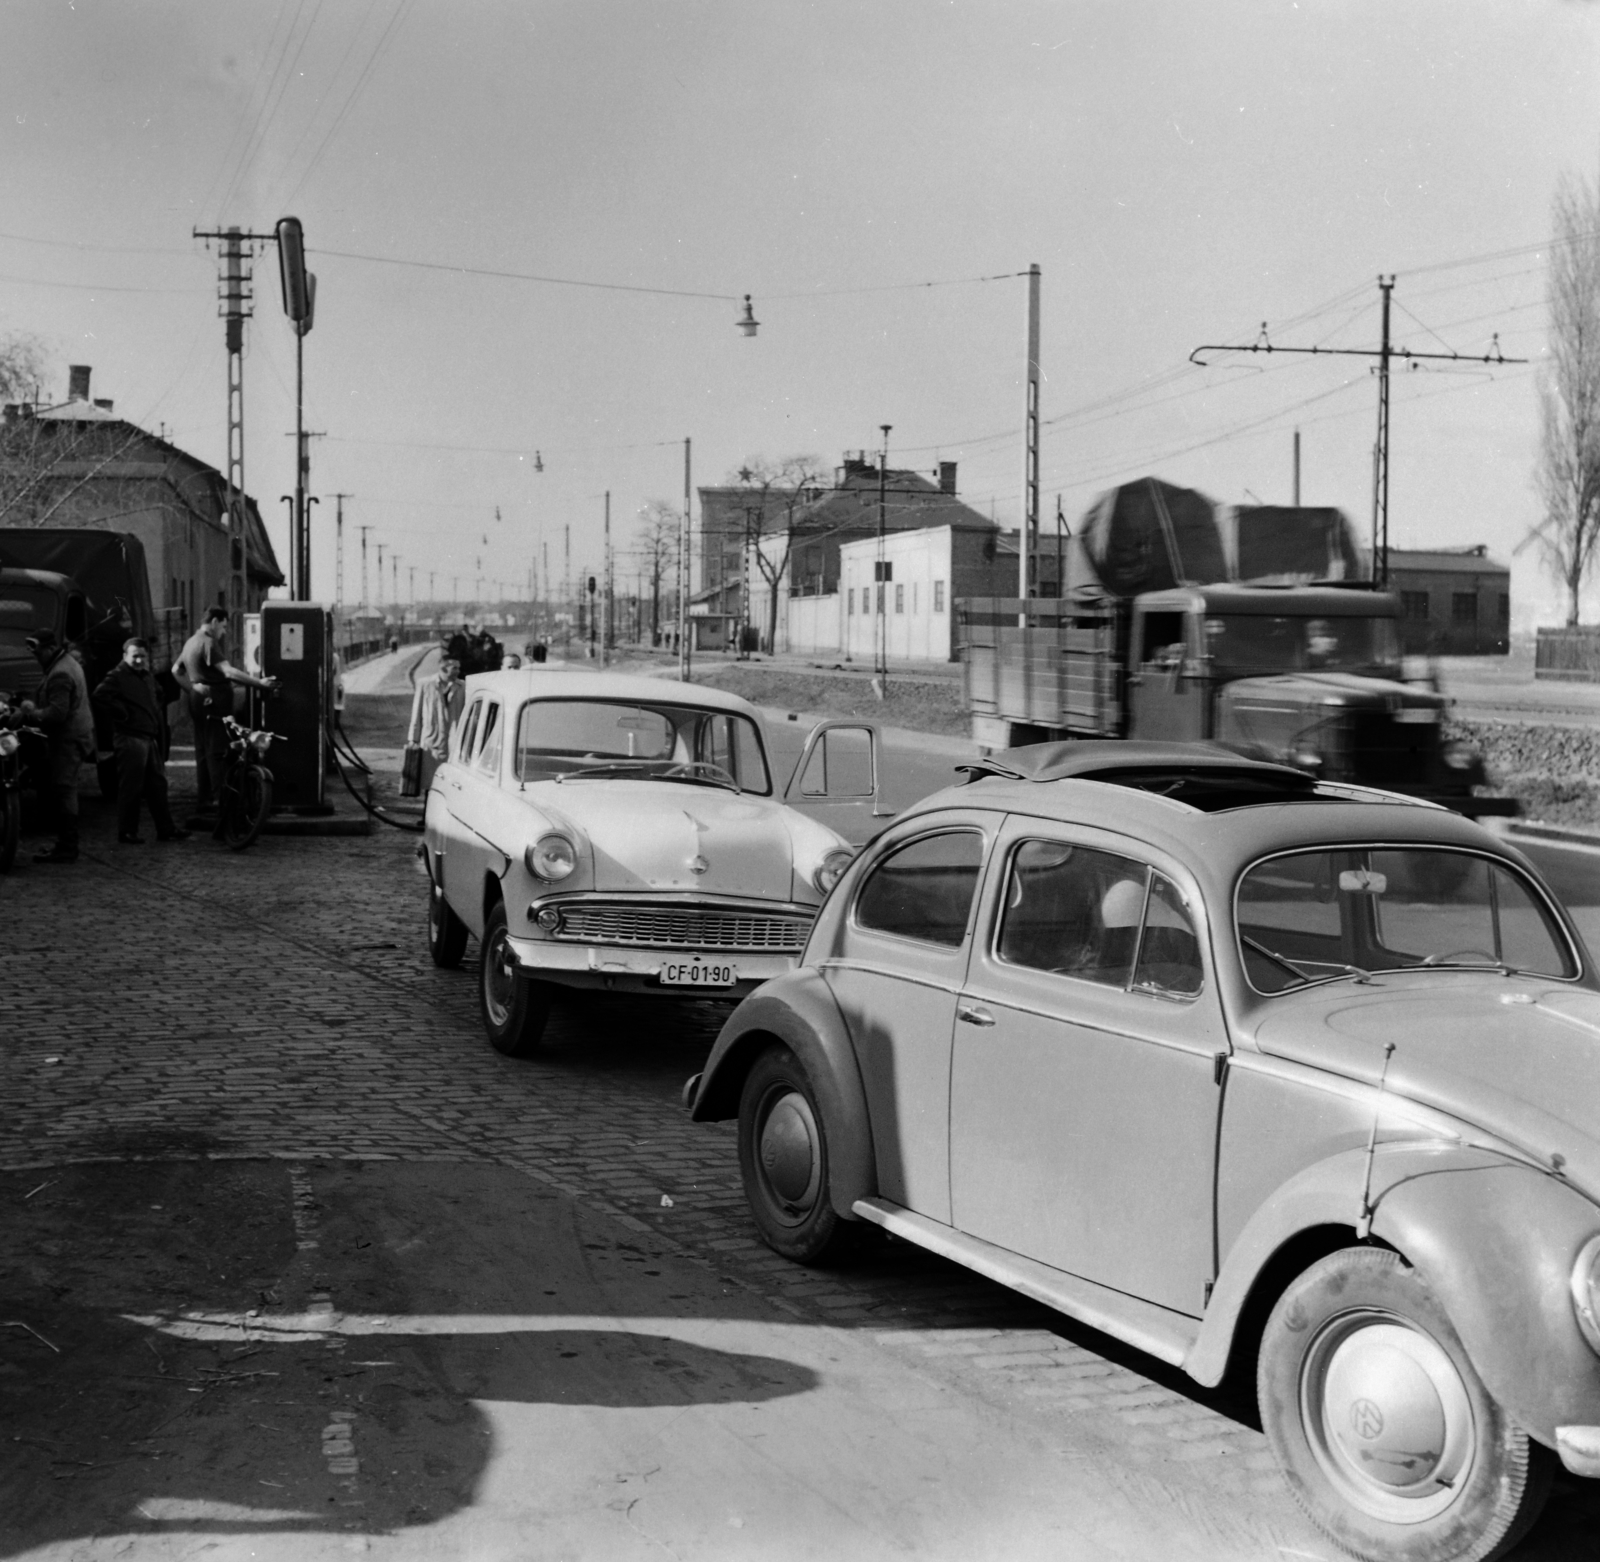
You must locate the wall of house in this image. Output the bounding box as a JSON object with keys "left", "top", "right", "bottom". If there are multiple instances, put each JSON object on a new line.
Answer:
{"left": 1390, "top": 563, "right": 1511, "bottom": 655}
{"left": 785, "top": 592, "right": 842, "bottom": 655}
{"left": 839, "top": 527, "right": 956, "bottom": 662}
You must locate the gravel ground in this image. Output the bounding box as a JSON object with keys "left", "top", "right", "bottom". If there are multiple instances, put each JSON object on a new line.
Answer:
{"left": 1452, "top": 717, "right": 1600, "bottom": 828}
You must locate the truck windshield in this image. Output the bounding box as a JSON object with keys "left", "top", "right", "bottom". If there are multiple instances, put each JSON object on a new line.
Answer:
{"left": 1203, "top": 613, "right": 1400, "bottom": 678}
{"left": 1237, "top": 847, "right": 1577, "bottom": 993}
{"left": 514, "top": 698, "right": 772, "bottom": 794}
{"left": 0, "top": 586, "right": 58, "bottom": 647}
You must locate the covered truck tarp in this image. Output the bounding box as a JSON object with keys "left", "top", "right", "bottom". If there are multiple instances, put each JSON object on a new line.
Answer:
{"left": 0, "top": 528, "right": 154, "bottom": 665}
{"left": 1228, "top": 505, "right": 1365, "bottom": 583}
{"left": 1078, "top": 477, "right": 1229, "bottom": 598}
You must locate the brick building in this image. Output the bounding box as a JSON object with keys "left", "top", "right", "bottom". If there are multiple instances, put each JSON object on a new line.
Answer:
{"left": 1386, "top": 545, "right": 1510, "bottom": 656}
{"left": 0, "top": 366, "right": 283, "bottom": 654}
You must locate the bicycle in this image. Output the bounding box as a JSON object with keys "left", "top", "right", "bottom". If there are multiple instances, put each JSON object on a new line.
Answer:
{"left": 215, "top": 716, "right": 281, "bottom": 850}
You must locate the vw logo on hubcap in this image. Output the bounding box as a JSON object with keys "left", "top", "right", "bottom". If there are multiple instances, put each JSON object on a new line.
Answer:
{"left": 1349, "top": 1398, "right": 1385, "bottom": 1441}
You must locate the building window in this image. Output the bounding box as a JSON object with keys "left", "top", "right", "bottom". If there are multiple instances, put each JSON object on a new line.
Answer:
{"left": 934, "top": 580, "right": 946, "bottom": 613}
{"left": 1498, "top": 593, "right": 1510, "bottom": 624}
{"left": 895, "top": 583, "right": 905, "bottom": 614}
{"left": 1400, "top": 591, "right": 1429, "bottom": 621}
{"left": 876, "top": 584, "right": 884, "bottom": 614}
{"left": 847, "top": 586, "right": 854, "bottom": 615}
{"left": 913, "top": 582, "right": 919, "bottom": 615}
{"left": 1452, "top": 592, "right": 1478, "bottom": 625}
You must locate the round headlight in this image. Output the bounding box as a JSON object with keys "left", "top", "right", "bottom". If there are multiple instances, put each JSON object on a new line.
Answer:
{"left": 526, "top": 833, "right": 577, "bottom": 881}
{"left": 1442, "top": 739, "right": 1477, "bottom": 771}
{"left": 1289, "top": 748, "right": 1322, "bottom": 771}
{"left": 1572, "top": 1234, "right": 1600, "bottom": 1355}
{"left": 813, "top": 847, "right": 855, "bottom": 896}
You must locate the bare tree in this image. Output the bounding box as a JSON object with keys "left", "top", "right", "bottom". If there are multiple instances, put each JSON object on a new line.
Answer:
{"left": 1536, "top": 169, "right": 1600, "bottom": 625}
{"left": 733, "top": 454, "right": 829, "bottom": 653}
{"left": 0, "top": 331, "right": 48, "bottom": 405}
{"left": 635, "top": 500, "right": 681, "bottom": 644}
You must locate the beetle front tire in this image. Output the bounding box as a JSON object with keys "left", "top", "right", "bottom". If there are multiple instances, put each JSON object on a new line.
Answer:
{"left": 737, "top": 1044, "right": 856, "bottom": 1265}
{"left": 426, "top": 876, "right": 468, "bottom": 968}
{"left": 479, "top": 900, "right": 553, "bottom": 1057}
{"left": 1258, "top": 1247, "right": 1551, "bottom": 1562}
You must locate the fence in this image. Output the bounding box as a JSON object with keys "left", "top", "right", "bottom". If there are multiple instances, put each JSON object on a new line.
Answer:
{"left": 1535, "top": 626, "right": 1600, "bottom": 682}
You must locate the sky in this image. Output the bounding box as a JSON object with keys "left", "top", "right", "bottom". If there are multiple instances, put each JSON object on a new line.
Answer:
{"left": 2, "top": 0, "right": 1598, "bottom": 630}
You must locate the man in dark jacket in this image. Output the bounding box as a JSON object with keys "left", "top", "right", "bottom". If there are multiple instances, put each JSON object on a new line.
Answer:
{"left": 93, "top": 638, "right": 184, "bottom": 845}
{"left": 16, "top": 629, "right": 95, "bottom": 864}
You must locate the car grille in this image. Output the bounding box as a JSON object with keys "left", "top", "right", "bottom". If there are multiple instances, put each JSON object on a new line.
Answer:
{"left": 551, "top": 901, "right": 813, "bottom": 952}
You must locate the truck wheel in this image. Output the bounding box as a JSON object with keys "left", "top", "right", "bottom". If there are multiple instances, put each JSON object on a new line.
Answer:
{"left": 479, "top": 899, "right": 553, "bottom": 1057}
{"left": 737, "top": 1044, "right": 858, "bottom": 1265}
{"left": 1258, "top": 1247, "right": 1551, "bottom": 1562}
{"left": 426, "top": 877, "right": 468, "bottom": 968}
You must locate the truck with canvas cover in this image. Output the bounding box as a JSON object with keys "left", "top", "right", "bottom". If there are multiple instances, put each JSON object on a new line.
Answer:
{"left": 959, "top": 477, "right": 1513, "bottom": 817}
{"left": 0, "top": 530, "right": 161, "bottom": 794}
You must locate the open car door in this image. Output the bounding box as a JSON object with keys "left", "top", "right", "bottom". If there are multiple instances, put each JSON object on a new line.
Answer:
{"left": 781, "top": 720, "right": 892, "bottom": 845}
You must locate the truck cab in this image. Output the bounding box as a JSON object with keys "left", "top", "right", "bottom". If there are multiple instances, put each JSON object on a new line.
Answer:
{"left": 1127, "top": 584, "right": 1505, "bottom": 814}
{"left": 0, "top": 568, "right": 88, "bottom": 703}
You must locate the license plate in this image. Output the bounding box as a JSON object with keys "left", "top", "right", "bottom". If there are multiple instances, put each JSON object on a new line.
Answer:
{"left": 660, "top": 961, "right": 736, "bottom": 987}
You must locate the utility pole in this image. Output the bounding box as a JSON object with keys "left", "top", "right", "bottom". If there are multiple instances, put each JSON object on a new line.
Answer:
{"left": 392, "top": 552, "right": 399, "bottom": 608}
{"left": 876, "top": 425, "right": 892, "bottom": 680}
{"left": 1292, "top": 432, "right": 1301, "bottom": 507}
{"left": 1020, "top": 262, "right": 1041, "bottom": 603}
{"left": 678, "top": 437, "right": 692, "bottom": 681}
{"left": 359, "top": 525, "right": 373, "bottom": 610}
{"left": 564, "top": 524, "right": 571, "bottom": 648}
{"left": 376, "top": 544, "right": 385, "bottom": 610}
{"left": 333, "top": 493, "right": 352, "bottom": 609}
{"left": 194, "top": 225, "right": 275, "bottom": 634}
{"left": 1190, "top": 276, "right": 1525, "bottom": 588}
{"left": 602, "top": 491, "right": 612, "bottom": 667}
{"left": 409, "top": 564, "right": 416, "bottom": 606}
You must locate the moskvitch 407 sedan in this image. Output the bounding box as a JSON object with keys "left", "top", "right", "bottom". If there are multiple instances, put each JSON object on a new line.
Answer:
{"left": 686, "top": 743, "right": 1600, "bottom": 1562}
{"left": 422, "top": 670, "right": 886, "bottom": 1054}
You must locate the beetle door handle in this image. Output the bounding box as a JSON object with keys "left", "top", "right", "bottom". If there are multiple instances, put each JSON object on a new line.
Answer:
{"left": 957, "top": 1003, "right": 996, "bottom": 1028}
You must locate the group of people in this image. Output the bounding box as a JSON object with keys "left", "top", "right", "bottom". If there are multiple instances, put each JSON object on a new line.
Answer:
{"left": 6, "top": 606, "right": 275, "bottom": 864}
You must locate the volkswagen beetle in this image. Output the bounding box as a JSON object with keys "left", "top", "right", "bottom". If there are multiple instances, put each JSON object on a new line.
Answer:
{"left": 686, "top": 741, "right": 1600, "bottom": 1562}
{"left": 421, "top": 669, "right": 883, "bottom": 1055}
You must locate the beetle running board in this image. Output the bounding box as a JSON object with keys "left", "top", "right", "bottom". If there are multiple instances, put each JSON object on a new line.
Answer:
{"left": 851, "top": 1197, "right": 1200, "bottom": 1368}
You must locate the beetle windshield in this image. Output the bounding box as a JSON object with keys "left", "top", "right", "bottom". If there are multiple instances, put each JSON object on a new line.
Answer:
{"left": 1237, "top": 847, "right": 1577, "bottom": 993}
{"left": 1203, "top": 613, "right": 1400, "bottom": 678}
{"left": 515, "top": 698, "right": 772, "bottom": 794}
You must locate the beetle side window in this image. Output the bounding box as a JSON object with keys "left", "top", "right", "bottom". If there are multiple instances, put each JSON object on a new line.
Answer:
{"left": 1133, "top": 873, "right": 1203, "bottom": 996}
{"left": 854, "top": 831, "right": 984, "bottom": 948}
{"left": 998, "top": 841, "right": 1149, "bottom": 988}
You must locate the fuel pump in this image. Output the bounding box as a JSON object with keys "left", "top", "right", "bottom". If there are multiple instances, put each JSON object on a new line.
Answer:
{"left": 260, "top": 601, "right": 334, "bottom": 813}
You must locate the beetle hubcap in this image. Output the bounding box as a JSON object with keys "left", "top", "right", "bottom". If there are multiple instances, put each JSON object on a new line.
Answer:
{"left": 484, "top": 928, "right": 516, "bottom": 1025}
{"left": 758, "top": 1089, "right": 822, "bottom": 1219}
{"left": 1302, "top": 1312, "right": 1475, "bottom": 1523}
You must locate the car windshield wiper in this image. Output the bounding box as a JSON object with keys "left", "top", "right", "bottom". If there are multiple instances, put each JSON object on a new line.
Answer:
{"left": 1241, "top": 935, "right": 1371, "bottom": 986}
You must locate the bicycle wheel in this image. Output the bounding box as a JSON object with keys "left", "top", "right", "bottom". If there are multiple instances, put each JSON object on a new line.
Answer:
{"left": 221, "top": 763, "right": 273, "bottom": 850}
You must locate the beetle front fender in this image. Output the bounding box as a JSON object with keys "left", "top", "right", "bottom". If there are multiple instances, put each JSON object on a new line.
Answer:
{"left": 1188, "top": 1142, "right": 1600, "bottom": 1444}
{"left": 1371, "top": 1159, "right": 1600, "bottom": 1446}
{"left": 689, "top": 968, "right": 876, "bottom": 1220}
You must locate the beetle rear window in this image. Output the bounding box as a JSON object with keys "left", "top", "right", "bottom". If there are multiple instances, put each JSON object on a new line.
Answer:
{"left": 855, "top": 831, "right": 984, "bottom": 948}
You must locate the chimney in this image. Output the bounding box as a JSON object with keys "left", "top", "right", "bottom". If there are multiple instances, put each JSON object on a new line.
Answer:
{"left": 68, "top": 365, "right": 91, "bottom": 402}
{"left": 939, "top": 461, "right": 957, "bottom": 495}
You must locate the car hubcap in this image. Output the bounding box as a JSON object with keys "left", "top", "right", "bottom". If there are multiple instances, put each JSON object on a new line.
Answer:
{"left": 758, "top": 1089, "right": 821, "bottom": 1220}
{"left": 1302, "top": 1311, "right": 1475, "bottom": 1523}
{"left": 485, "top": 928, "right": 515, "bottom": 1025}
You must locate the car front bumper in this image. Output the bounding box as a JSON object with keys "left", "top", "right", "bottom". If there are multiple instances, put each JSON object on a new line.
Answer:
{"left": 1556, "top": 1424, "right": 1600, "bottom": 1479}
{"left": 506, "top": 934, "right": 799, "bottom": 994}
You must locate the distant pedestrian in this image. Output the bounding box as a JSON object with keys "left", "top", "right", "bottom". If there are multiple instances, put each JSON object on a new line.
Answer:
{"left": 17, "top": 629, "right": 95, "bottom": 863}
{"left": 93, "top": 638, "right": 185, "bottom": 845}
{"left": 173, "top": 607, "right": 275, "bottom": 822}
{"left": 502, "top": 652, "right": 523, "bottom": 670}
{"left": 405, "top": 655, "right": 463, "bottom": 792}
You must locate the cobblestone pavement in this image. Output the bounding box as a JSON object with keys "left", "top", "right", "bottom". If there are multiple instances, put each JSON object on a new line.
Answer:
{"left": 2, "top": 778, "right": 1594, "bottom": 1557}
